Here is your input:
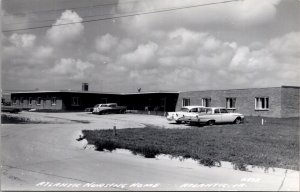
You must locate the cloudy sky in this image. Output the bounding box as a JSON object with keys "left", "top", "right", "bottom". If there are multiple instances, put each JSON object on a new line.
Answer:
{"left": 1, "top": 0, "right": 300, "bottom": 92}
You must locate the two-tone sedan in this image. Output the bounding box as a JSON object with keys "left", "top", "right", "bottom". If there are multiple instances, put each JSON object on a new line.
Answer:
{"left": 166, "top": 105, "right": 205, "bottom": 124}
{"left": 182, "top": 107, "right": 244, "bottom": 125}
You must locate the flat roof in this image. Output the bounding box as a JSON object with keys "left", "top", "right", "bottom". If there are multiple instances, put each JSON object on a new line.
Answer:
{"left": 8, "top": 85, "right": 299, "bottom": 95}
{"left": 9, "top": 90, "right": 179, "bottom": 95}
{"left": 178, "top": 85, "right": 300, "bottom": 93}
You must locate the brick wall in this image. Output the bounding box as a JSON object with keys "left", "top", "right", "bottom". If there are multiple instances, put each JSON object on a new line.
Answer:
{"left": 281, "top": 87, "right": 300, "bottom": 118}
{"left": 11, "top": 94, "right": 63, "bottom": 111}
{"left": 176, "top": 87, "right": 282, "bottom": 117}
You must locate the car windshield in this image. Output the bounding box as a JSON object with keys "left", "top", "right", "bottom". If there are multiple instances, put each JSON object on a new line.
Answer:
{"left": 94, "top": 104, "right": 99, "bottom": 107}
{"left": 180, "top": 108, "right": 189, "bottom": 112}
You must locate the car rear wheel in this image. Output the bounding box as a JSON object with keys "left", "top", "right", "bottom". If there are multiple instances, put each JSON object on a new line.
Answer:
{"left": 234, "top": 117, "right": 242, "bottom": 124}
{"left": 207, "top": 120, "right": 215, "bottom": 126}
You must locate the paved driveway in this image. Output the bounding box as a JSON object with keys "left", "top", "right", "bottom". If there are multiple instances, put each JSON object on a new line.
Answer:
{"left": 1, "top": 112, "right": 299, "bottom": 191}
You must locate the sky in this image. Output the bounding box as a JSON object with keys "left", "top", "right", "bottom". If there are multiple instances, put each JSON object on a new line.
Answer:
{"left": 1, "top": 0, "right": 300, "bottom": 92}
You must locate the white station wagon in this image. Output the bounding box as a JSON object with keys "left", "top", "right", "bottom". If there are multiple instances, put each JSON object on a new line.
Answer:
{"left": 166, "top": 105, "right": 205, "bottom": 123}
{"left": 182, "top": 107, "right": 244, "bottom": 125}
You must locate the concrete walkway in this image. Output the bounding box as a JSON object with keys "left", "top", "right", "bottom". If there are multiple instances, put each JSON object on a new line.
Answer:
{"left": 1, "top": 112, "right": 299, "bottom": 191}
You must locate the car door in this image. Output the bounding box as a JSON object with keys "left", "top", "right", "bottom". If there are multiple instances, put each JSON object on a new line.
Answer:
{"left": 213, "top": 108, "right": 222, "bottom": 123}
{"left": 220, "top": 108, "right": 231, "bottom": 122}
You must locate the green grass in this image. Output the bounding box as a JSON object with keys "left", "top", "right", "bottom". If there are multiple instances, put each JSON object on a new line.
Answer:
{"left": 82, "top": 117, "right": 299, "bottom": 171}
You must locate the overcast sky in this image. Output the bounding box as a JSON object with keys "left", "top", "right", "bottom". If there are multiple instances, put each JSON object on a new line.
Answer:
{"left": 2, "top": 0, "right": 300, "bottom": 92}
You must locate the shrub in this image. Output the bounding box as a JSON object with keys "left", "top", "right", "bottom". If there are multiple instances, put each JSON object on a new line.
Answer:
{"left": 95, "top": 140, "right": 119, "bottom": 152}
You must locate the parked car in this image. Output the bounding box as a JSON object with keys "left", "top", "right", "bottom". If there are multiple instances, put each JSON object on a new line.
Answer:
{"left": 84, "top": 107, "right": 94, "bottom": 112}
{"left": 182, "top": 107, "right": 244, "bottom": 125}
{"left": 1, "top": 105, "right": 21, "bottom": 113}
{"left": 166, "top": 105, "right": 205, "bottom": 123}
{"left": 92, "top": 103, "right": 127, "bottom": 115}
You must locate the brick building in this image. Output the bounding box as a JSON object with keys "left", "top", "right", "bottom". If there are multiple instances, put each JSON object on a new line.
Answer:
{"left": 8, "top": 86, "right": 300, "bottom": 118}
{"left": 176, "top": 86, "right": 300, "bottom": 118}
{"left": 10, "top": 90, "right": 179, "bottom": 112}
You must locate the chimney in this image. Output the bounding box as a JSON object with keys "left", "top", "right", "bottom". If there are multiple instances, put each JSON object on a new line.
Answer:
{"left": 82, "top": 83, "right": 89, "bottom": 91}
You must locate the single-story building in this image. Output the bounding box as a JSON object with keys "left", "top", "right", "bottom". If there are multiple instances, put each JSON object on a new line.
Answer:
{"left": 9, "top": 90, "right": 179, "bottom": 113}
{"left": 7, "top": 85, "right": 300, "bottom": 118}
{"left": 176, "top": 86, "right": 300, "bottom": 118}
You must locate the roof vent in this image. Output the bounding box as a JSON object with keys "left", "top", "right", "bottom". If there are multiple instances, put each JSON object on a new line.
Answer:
{"left": 82, "top": 83, "right": 89, "bottom": 91}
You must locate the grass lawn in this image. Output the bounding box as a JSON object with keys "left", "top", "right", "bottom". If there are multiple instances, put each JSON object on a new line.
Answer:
{"left": 82, "top": 116, "right": 299, "bottom": 171}
{"left": 1, "top": 114, "right": 33, "bottom": 124}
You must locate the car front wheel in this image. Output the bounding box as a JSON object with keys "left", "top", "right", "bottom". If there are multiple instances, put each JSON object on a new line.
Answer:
{"left": 234, "top": 117, "right": 242, "bottom": 124}
{"left": 207, "top": 120, "right": 215, "bottom": 126}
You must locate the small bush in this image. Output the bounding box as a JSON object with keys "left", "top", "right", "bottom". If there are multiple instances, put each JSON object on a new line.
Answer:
{"left": 132, "top": 145, "right": 160, "bottom": 158}
{"left": 199, "top": 158, "right": 220, "bottom": 167}
{"left": 95, "top": 140, "right": 119, "bottom": 152}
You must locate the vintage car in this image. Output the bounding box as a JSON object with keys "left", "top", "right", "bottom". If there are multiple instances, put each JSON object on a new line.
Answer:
{"left": 182, "top": 107, "right": 244, "bottom": 125}
{"left": 92, "top": 103, "right": 127, "bottom": 115}
{"left": 166, "top": 105, "right": 205, "bottom": 123}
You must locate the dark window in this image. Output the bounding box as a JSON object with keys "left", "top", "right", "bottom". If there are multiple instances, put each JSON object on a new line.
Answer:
{"left": 190, "top": 108, "right": 198, "bottom": 112}
{"left": 214, "top": 109, "right": 220, "bottom": 114}
{"left": 37, "top": 97, "right": 42, "bottom": 105}
{"left": 255, "top": 97, "right": 269, "bottom": 110}
{"left": 182, "top": 98, "right": 190, "bottom": 107}
{"left": 226, "top": 98, "right": 236, "bottom": 109}
{"left": 220, "top": 108, "right": 228, "bottom": 113}
{"left": 202, "top": 98, "right": 211, "bottom": 107}
{"left": 29, "top": 97, "right": 32, "bottom": 105}
{"left": 12, "top": 98, "right": 17, "bottom": 104}
{"left": 72, "top": 97, "right": 80, "bottom": 106}
{"left": 51, "top": 97, "right": 57, "bottom": 105}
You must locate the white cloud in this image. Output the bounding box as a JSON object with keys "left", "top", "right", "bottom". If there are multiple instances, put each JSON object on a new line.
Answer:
{"left": 112, "top": 28, "right": 299, "bottom": 91}
{"left": 119, "top": 41, "right": 158, "bottom": 68}
{"left": 87, "top": 53, "right": 111, "bottom": 65}
{"left": 117, "top": 0, "right": 282, "bottom": 33}
{"left": 95, "top": 33, "right": 118, "bottom": 53}
{"left": 46, "top": 10, "right": 84, "bottom": 45}
{"left": 51, "top": 58, "right": 94, "bottom": 79}
{"left": 233, "top": 0, "right": 281, "bottom": 25}
{"left": 34, "top": 46, "right": 53, "bottom": 59}
{"left": 9, "top": 33, "right": 36, "bottom": 48}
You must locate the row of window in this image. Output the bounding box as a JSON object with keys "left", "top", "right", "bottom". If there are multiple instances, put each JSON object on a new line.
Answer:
{"left": 13, "top": 97, "right": 81, "bottom": 106}
{"left": 182, "top": 97, "right": 269, "bottom": 110}
{"left": 13, "top": 97, "right": 57, "bottom": 105}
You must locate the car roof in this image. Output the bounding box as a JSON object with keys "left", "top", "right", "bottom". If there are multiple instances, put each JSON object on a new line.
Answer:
{"left": 182, "top": 105, "right": 204, "bottom": 109}
{"left": 208, "top": 107, "right": 226, "bottom": 110}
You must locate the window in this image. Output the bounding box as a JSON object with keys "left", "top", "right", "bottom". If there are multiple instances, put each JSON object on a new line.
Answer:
{"left": 202, "top": 98, "right": 211, "bottom": 107}
{"left": 226, "top": 98, "right": 236, "bottom": 109}
{"left": 255, "top": 97, "right": 269, "bottom": 110}
{"left": 220, "top": 108, "right": 228, "bottom": 113}
{"left": 182, "top": 98, "right": 190, "bottom": 107}
{"left": 180, "top": 108, "right": 189, "bottom": 112}
{"left": 199, "top": 108, "right": 208, "bottom": 114}
{"left": 51, "top": 97, "right": 57, "bottom": 105}
{"left": 72, "top": 97, "right": 80, "bottom": 106}
{"left": 214, "top": 109, "right": 220, "bottom": 114}
{"left": 190, "top": 108, "right": 198, "bottom": 112}
{"left": 29, "top": 97, "right": 32, "bottom": 105}
{"left": 108, "top": 103, "right": 117, "bottom": 107}
{"left": 206, "top": 108, "right": 212, "bottom": 114}
{"left": 37, "top": 97, "right": 42, "bottom": 105}
{"left": 20, "top": 97, "right": 24, "bottom": 104}
{"left": 12, "top": 98, "right": 17, "bottom": 104}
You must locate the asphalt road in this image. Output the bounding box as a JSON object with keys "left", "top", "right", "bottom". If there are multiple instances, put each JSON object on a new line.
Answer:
{"left": 1, "top": 112, "right": 299, "bottom": 191}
